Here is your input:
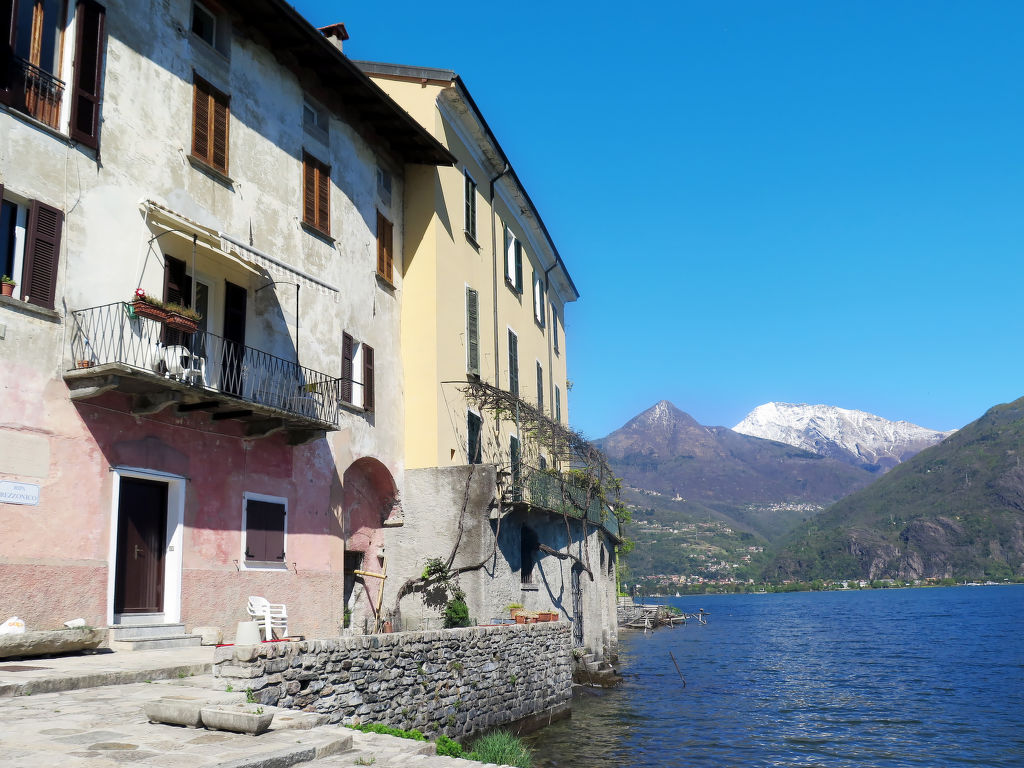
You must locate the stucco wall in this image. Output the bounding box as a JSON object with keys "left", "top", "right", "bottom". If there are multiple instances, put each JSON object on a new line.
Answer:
{"left": 214, "top": 622, "right": 572, "bottom": 738}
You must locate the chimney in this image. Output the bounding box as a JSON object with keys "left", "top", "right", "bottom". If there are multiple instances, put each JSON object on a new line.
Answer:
{"left": 319, "top": 23, "right": 349, "bottom": 53}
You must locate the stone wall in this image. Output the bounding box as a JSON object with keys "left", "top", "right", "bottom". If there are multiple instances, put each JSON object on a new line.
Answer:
{"left": 214, "top": 622, "right": 572, "bottom": 738}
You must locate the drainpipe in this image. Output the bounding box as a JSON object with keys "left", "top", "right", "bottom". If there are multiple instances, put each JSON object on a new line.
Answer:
{"left": 488, "top": 163, "right": 510, "bottom": 389}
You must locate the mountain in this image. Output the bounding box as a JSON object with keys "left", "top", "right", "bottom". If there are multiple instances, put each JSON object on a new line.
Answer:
{"left": 598, "top": 400, "right": 877, "bottom": 541}
{"left": 734, "top": 402, "right": 952, "bottom": 472}
{"left": 767, "top": 397, "right": 1024, "bottom": 581}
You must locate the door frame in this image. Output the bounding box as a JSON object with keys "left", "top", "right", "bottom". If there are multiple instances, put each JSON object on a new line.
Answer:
{"left": 106, "top": 467, "right": 186, "bottom": 626}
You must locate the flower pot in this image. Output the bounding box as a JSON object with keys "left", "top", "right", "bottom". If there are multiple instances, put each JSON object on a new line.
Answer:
{"left": 200, "top": 704, "right": 274, "bottom": 736}
{"left": 1, "top": 283, "right": 13, "bottom": 297}
{"left": 515, "top": 614, "right": 526, "bottom": 624}
{"left": 75, "top": 360, "right": 94, "bottom": 369}
{"left": 165, "top": 313, "right": 199, "bottom": 333}
{"left": 132, "top": 299, "right": 167, "bottom": 322}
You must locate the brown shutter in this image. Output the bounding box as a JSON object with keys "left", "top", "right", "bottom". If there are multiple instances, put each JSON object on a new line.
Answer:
{"left": 22, "top": 200, "right": 63, "bottom": 310}
{"left": 0, "top": 0, "right": 16, "bottom": 106}
{"left": 341, "top": 332, "right": 353, "bottom": 403}
{"left": 69, "top": 0, "right": 106, "bottom": 149}
{"left": 362, "top": 344, "right": 374, "bottom": 412}
{"left": 302, "top": 154, "right": 315, "bottom": 226}
{"left": 192, "top": 78, "right": 210, "bottom": 163}
{"left": 246, "top": 500, "right": 285, "bottom": 562}
{"left": 316, "top": 161, "right": 330, "bottom": 233}
{"left": 211, "top": 88, "right": 229, "bottom": 172}
{"left": 376, "top": 211, "right": 386, "bottom": 276}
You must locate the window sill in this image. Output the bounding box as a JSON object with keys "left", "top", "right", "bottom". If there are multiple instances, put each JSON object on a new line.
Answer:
{"left": 464, "top": 230, "right": 480, "bottom": 250}
{"left": 505, "top": 279, "right": 522, "bottom": 297}
{"left": 0, "top": 295, "right": 61, "bottom": 322}
{"left": 375, "top": 272, "right": 396, "bottom": 291}
{"left": 521, "top": 583, "right": 539, "bottom": 592}
{"left": 1, "top": 104, "right": 74, "bottom": 147}
{"left": 242, "top": 560, "right": 288, "bottom": 571}
{"left": 188, "top": 154, "right": 234, "bottom": 189}
{"left": 300, "top": 220, "right": 336, "bottom": 244}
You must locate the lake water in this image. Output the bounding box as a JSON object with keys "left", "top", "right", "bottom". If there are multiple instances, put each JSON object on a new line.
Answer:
{"left": 524, "top": 586, "right": 1024, "bottom": 767}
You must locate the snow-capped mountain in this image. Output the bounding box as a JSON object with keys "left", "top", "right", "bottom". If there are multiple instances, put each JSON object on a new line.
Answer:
{"left": 733, "top": 402, "right": 953, "bottom": 472}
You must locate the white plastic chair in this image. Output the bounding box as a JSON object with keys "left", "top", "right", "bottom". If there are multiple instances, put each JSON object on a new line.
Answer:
{"left": 247, "top": 595, "right": 288, "bottom": 640}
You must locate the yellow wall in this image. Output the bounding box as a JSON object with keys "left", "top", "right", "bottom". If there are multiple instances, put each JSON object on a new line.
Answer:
{"left": 375, "top": 75, "right": 572, "bottom": 472}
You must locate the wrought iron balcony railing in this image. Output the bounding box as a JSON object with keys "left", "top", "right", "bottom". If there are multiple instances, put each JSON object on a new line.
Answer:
{"left": 512, "top": 465, "right": 620, "bottom": 539}
{"left": 7, "top": 56, "right": 64, "bottom": 130}
{"left": 68, "top": 302, "right": 341, "bottom": 427}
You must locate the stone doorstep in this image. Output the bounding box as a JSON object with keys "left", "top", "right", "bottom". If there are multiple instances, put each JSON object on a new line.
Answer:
{"left": 0, "top": 660, "right": 212, "bottom": 698}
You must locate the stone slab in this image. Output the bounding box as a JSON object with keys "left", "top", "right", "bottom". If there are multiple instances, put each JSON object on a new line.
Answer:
{"left": 0, "top": 628, "right": 107, "bottom": 659}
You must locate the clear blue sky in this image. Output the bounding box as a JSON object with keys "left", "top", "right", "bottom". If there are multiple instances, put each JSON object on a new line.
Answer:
{"left": 295, "top": 0, "right": 1024, "bottom": 438}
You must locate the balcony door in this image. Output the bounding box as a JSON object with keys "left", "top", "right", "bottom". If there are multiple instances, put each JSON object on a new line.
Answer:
{"left": 221, "top": 279, "right": 246, "bottom": 396}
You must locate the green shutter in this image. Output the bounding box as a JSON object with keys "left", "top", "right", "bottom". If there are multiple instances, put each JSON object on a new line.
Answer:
{"left": 508, "top": 330, "right": 518, "bottom": 396}
{"left": 466, "top": 286, "right": 480, "bottom": 375}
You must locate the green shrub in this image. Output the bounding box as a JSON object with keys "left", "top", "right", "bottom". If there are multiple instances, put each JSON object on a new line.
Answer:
{"left": 345, "top": 723, "right": 427, "bottom": 741}
{"left": 467, "top": 730, "right": 532, "bottom": 767}
{"left": 435, "top": 734, "right": 463, "bottom": 757}
{"left": 443, "top": 598, "right": 471, "bottom": 628}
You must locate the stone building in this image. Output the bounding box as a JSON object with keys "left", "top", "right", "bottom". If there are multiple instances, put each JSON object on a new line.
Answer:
{"left": 0, "top": 0, "right": 451, "bottom": 640}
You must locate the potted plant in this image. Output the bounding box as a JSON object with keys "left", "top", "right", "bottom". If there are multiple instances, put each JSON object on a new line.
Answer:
{"left": 163, "top": 301, "right": 202, "bottom": 333}
{"left": 1, "top": 275, "right": 15, "bottom": 297}
{"left": 131, "top": 289, "right": 168, "bottom": 321}
{"left": 506, "top": 603, "right": 524, "bottom": 620}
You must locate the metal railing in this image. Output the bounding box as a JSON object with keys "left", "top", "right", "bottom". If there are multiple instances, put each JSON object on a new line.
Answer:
{"left": 69, "top": 303, "right": 341, "bottom": 426}
{"left": 514, "top": 465, "right": 620, "bottom": 539}
{"left": 7, "top": 56, "right": 64, "bottom": 129}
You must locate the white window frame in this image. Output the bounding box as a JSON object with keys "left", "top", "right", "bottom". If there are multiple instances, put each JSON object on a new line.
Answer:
{"left": 533, "top": 269, "right": 545, "bottom": 326}
{"left": 240, "top": 491, "right": 288, "bottom": 571}
{"left": 552, "top": 306, "right": 560, "bottom": 354}
{"left": 0, "top": 197, "right": 28, "bottom": 301}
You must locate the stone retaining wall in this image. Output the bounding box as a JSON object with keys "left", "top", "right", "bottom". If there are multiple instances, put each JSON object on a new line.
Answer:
{"left": 213, "top": 622, "right": 572, "bottom": 738}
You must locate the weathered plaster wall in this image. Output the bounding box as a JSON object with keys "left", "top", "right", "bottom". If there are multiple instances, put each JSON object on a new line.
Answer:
{"left": 214, "top": 622, "right": 572, "bottom": 738}
{"left": 392, "top": 466, "right": 618, "bottom": 659}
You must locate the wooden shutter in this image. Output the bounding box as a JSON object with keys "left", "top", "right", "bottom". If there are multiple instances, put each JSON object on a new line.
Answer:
{"left": 69, "top": 0, "right": 106, "bottom": 149}
{"left": 536, "top": 361, "right": 544, "bottom": 412}
{"left": 192, "top": 78, "right": 210, "bottom": 163}
{"left": 0, "top": 0, "right": 17, "bottom": 106}
{"left": 362, "top": 344, "right": 374, "bottom": 412}
{"left": 466, "top": 286, "right": 479, "bottom": 375}
{"left": 341, "top": 332, "right": 354, "bottom": 403}
{"left": 303, "top": 153, "right": 330, "bottom": 234}
{"left": 508, "top": 330, "right": 518, "bottom": 396}
{"left": 22, "top": 200, "right": 63, "bottom": 310}
{"left": 555, "top": 386, "right": 561, "bottom": 423}
{"left": 302, "top": 154, "right": 316, "bottom": 226}
{"left": 192, "top": 76, "right": 229, "bottom": 173}
{"left": 162, "top": 255, "right": 190, "bottom": 306}
{"left": 316, "top": 160, "right": 329, "bottom": 233}
{"left": 246, "top": 500, "right": 285, "bottom": 562}
{"left": 376, "top": 211, "right": 393, "bottom": 282}
{"left": 211, "top": 88, "right": 229, "bottom": 172}
{"left": 516, "top": 241, "right": 524, "bottom": 292}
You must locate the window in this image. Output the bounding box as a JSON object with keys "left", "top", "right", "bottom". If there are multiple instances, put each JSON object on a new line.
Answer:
{"left": 466, "top": 286, "right": 480, "bottom": 375}
{"left": 520, "top": 525, "right": 538, "bottom": 585}
{"left": 555, "top": 385, "right": 561, "bottom": 423}
{"left": 243, "top": 494, "right": 286, "bottom": 567}
{"left": 533, "top": 270, "right": 545, "bottom": 326}
{"left": 302, "top": 152, "right": 330, "bottom": 235}
{"left": 510, "top": 435, "right": 522, "bottom": 503}
{"left": 536, "top": 361, "right": 544, "bottom": 412}
{"left": 376, "top": 210, "right": 393, "bottom": 283}
{"left": 503, "top": 224, "right": 522, "bottom": 293}
{"left": 341, "top": 331, "right": 374, "bottom": 410}
{"left": 507, "top": 328, "right": 519, "bottom": 397}
{"left": 362, "top": 343, "right": 374, "bottom": 412}
{"left": 464, "top": 171, "right": 477, "bottom": 241}
{"left": 552, "top": 308, "right": 559, "bottom": 354}
{"left": 2, "top": 0, "right": 105, "bottom": 136}
{"left": 302, "top": 98, "right": 328, "bottom": 139}
{"left": 376, "top": 166, "right": 392, "bottom": 208}
{"left": 467, "top": 411, "right": 482, "bottom": 464}
{"left": 191, "top": 74, "right": 229, "bottom": 174}
{"left": 191, "top": 2, "right": 216, "bottom": 46}
{"left": 0, "top": 188, "right": 63, "bottom": 310}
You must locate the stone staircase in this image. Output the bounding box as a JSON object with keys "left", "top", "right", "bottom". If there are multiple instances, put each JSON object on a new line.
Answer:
{"left": 572, "top": 650, "right": 622, "bottom": 687}
{"left": 108, "top": 621, "right": 202, "bottom": 651}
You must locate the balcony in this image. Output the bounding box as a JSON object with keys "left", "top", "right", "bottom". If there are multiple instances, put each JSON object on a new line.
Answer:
{"left": 65, "top": 302, "right": 341, "bottom": 442}
{"left": 6, "top": 56, "right": 64, "bottom": 130}
{"left": 511, "top": 465, "right": 621, "bottom": 540}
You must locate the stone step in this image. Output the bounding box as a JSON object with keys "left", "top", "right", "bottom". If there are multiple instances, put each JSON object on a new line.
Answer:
{"left": 110, "top": 622, "right": 187, "bottom": 640}
{"left": 109, "top": 634, "right": 203, "bottom": 652}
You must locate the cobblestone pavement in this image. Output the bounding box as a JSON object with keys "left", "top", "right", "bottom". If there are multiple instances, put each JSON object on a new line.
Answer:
{"left": 0, "top": 649, "right": 505, "bottom": 767}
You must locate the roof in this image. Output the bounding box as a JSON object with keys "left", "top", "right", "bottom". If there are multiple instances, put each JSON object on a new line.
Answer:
{"left": 232, "top": 1, "right": 454, "bottom": 167}
{"left": 354, "top": 61, "right": 580, "bottom": 302}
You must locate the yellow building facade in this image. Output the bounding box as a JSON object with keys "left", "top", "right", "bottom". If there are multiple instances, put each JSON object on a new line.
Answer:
{"left": 358, "top": 63, "right": 579, "bottom": 475}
